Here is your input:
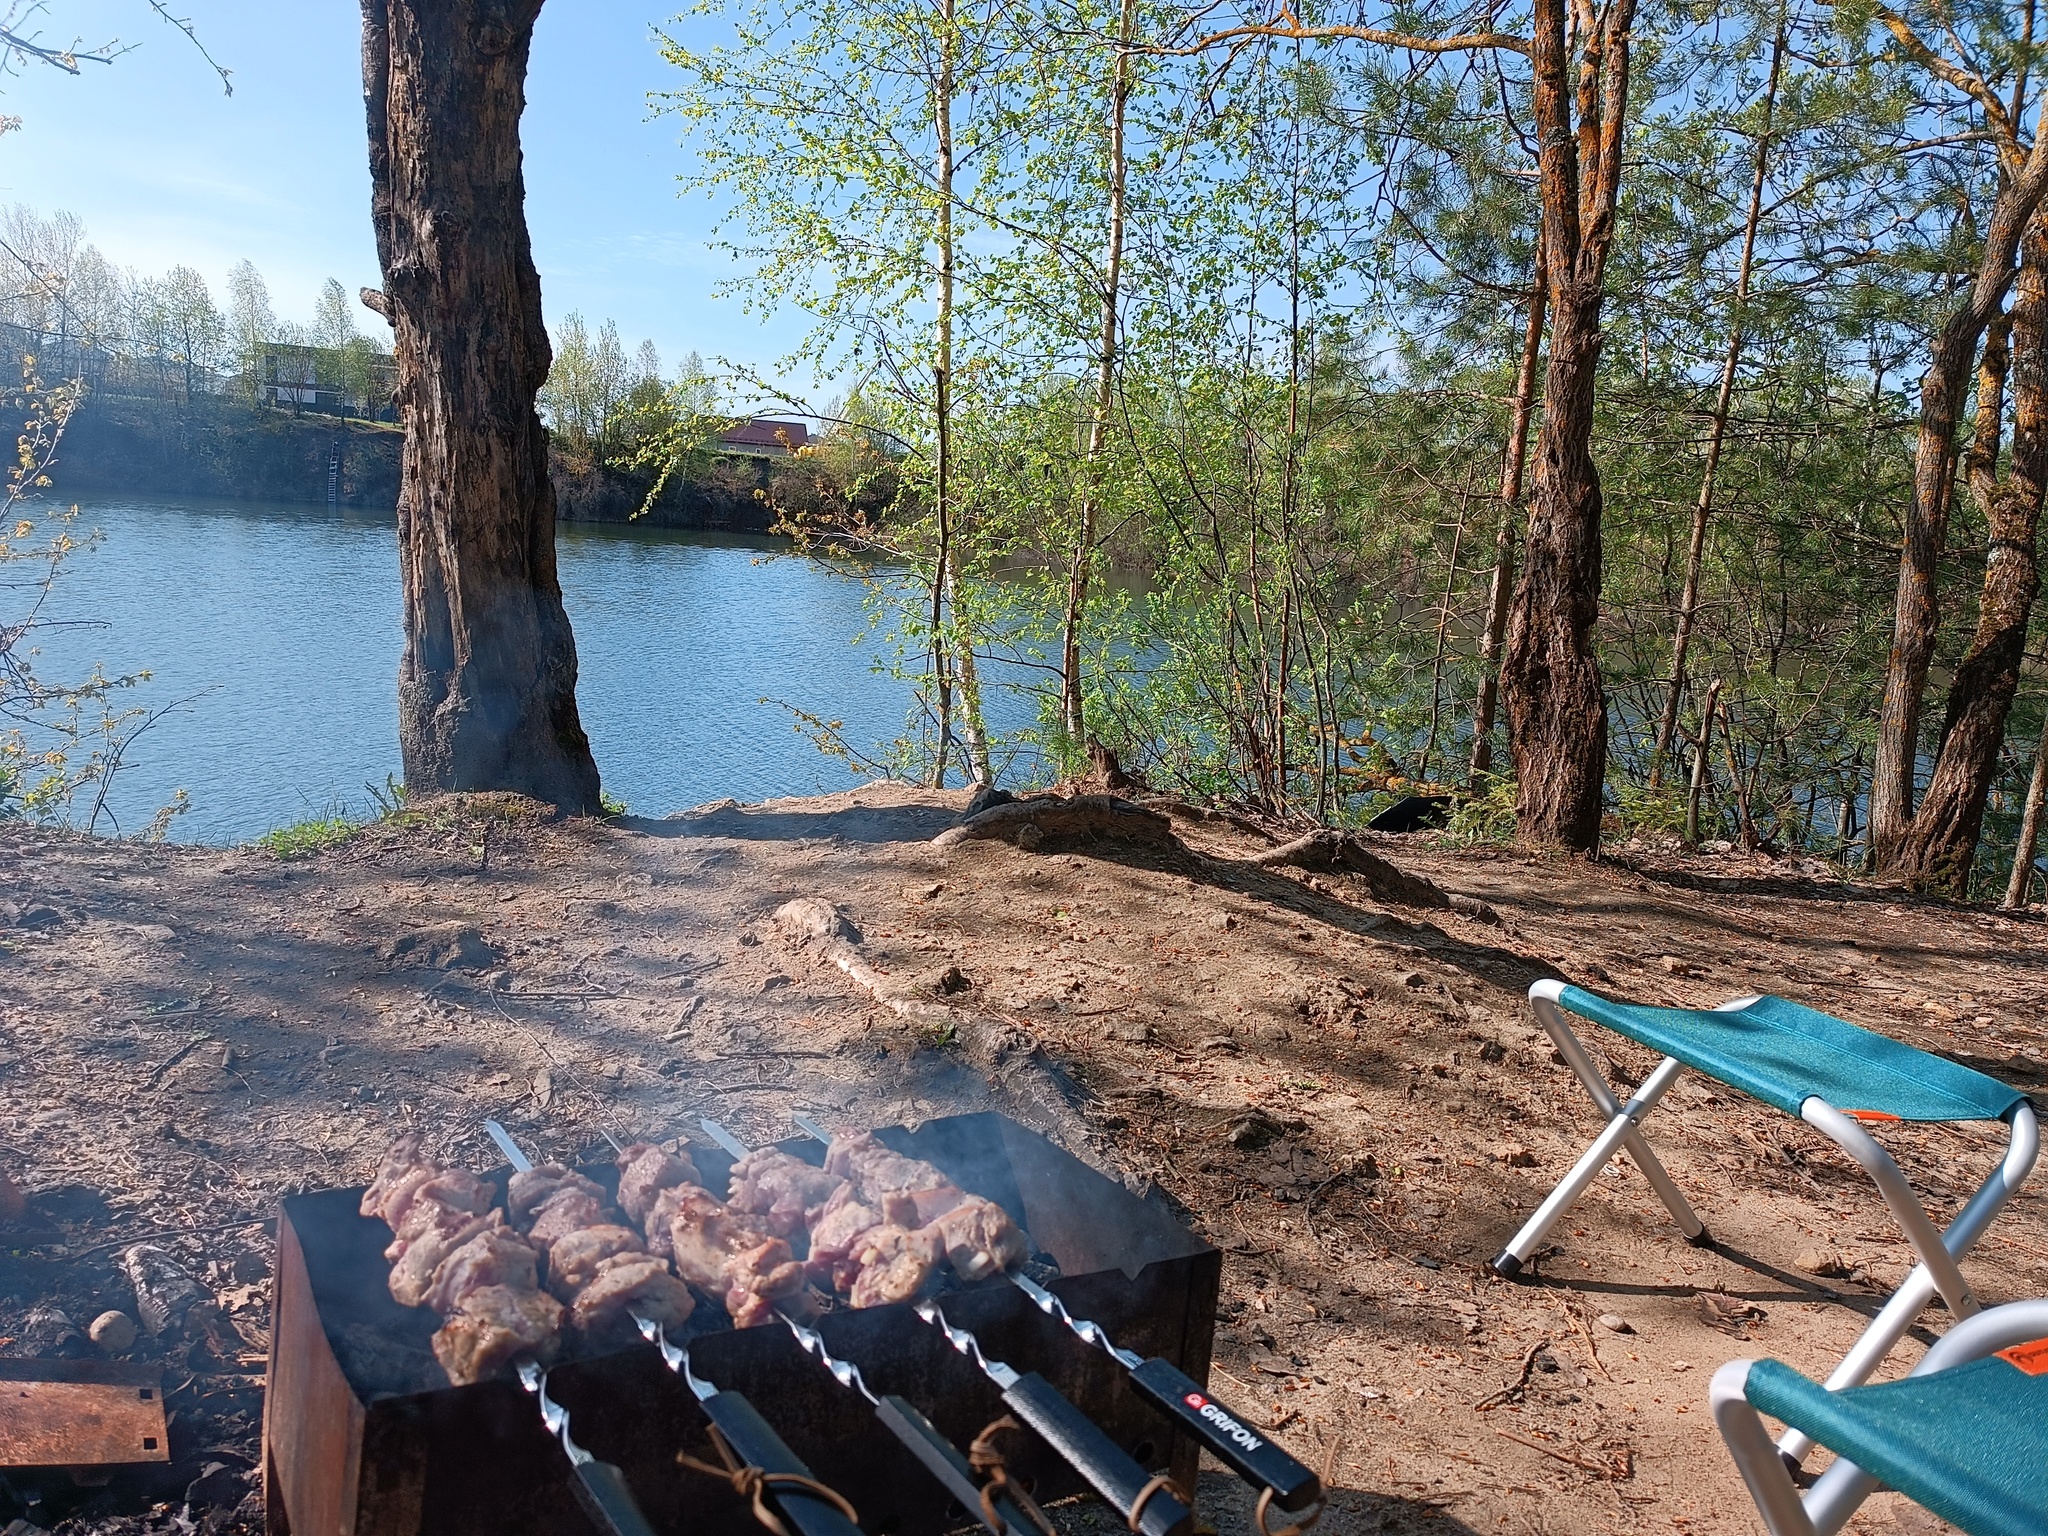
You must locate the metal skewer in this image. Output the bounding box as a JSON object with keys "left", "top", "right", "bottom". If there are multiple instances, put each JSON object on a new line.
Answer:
{"left": 788, "top": 1111, "right": 1322, "bottom": 1515}
{"left": 696, "top": 1120, "right": 1042, "bottom": 1536}
{"left": 517, "top": 1361, "right": 660, "bottom": 1536}
{"left": 486, "top": 1120, "right": 863, "bottom": 1536}
{"left": 705, "top": 1119, "right": 1191, "bottom": 1536}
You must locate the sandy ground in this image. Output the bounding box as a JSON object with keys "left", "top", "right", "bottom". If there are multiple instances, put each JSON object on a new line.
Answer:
{"left": 1, "top": 784, "right": 2043, "bottom": 1535}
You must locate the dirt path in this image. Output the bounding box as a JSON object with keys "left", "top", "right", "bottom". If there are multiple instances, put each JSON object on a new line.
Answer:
{"left": 1, "top": 787, "right": 2042, "bottom": 1535}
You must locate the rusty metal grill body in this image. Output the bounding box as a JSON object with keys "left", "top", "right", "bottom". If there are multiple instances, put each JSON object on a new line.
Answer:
{"left": 261, "top": 1113, "right": 1220, "bottom": 1535}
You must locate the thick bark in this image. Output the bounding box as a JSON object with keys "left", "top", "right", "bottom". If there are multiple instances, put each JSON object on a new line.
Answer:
{"left": 1470, "top": 251, "right": 1544, "bottom": 786}
{"left": 1870, "top": 135, "right": 2048, "bottom": 866}
{"left": 1890, "top": 225, "right": 2048, "bottom": 891}
{"left": 360, "top": 0, "right": 601, "bottom": 811}
{"left": 1498, "top": 0, "right": 1634, "bottom": 852}
{"left": 1649, "top": 27, "right": 1783, "bottom": 789}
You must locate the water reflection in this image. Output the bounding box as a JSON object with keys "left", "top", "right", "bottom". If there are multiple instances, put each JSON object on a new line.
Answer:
{"left": 35, "top": 496, "right": 1008, "bottom": 844}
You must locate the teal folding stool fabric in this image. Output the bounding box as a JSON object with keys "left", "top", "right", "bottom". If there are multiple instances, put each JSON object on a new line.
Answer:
{"left": 1553, "top": 986, "right": 2024, "bottom": 1123}
{"left": 1746, "top": 1347, "right": 2048, "bottom": 1536}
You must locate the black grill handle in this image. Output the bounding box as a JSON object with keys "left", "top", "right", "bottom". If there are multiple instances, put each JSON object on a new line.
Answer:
{"left": 698, "top": 1389, "right": 864, "bottom": 1536}
{"left": 568, "top": 1459, "right": 660, "bottom": 1536}
{"left": 1001, "top": 1372, "right": 1193, "bottom": 1536}
{"left": 875, "top": 1394, "right": 1037, "bottom": 1536}
{"left": 1127, "top": 1357, "right": 1322, "bottom": 1512}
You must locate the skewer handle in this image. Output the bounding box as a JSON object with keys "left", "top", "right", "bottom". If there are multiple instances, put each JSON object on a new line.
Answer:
{"left": 1127, "top": 1357, "right": 1321, "bottom": 1512}
{"left": 567, "top": 1459, "right": 661, "bottom": 1536}
{"left": 697, "top": 1389, "right": 864, "bottom": 1536}
{"left": 1001, "top": 1373, "right": 1192, "bottom": 1536}
{"left": 874, "top": 1395, "right": 1035, "bottom": 1536}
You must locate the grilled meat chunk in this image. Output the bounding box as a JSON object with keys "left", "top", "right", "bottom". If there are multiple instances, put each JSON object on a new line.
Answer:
{"left": 567, "top": 1253, "right": 695, "bottom": 1334}
{"left": 431, "top": 1284, "right": 563, "bottom": 1386}
{"left": 507, "top": 1166, "right": 606, "bottom": 1226}
{"left": 727, "top": 1148, "right": 847, "bottom": 1237}
{"left": 821, "top": 1134, "right": 1031, "bottom": 1287}
{"left": 545, "top": 1224, "right": 646, "bottom": 1301}
{"left": 664, "top": 1184, "right": 807, "bottom": 1327}
{"left": 527, "top": 1187, "right": 611, "bottom": 1248}
{"left": 615, "top": 1142, "right": 699, "bottom": 1226}
{"left": 423, "top": 1222, "right": 538, "bottom": 1315}
{"left": 389, "top": 1210, "right": 500, "bottom": 1308}
{"left": 823, "top": 1132, "right": 951, "bottom": 1194}
{"left": 926, "top": 1195, "right": 1029, "bottom": 1282}
{"left": 391, "top": 1169, "right": 493, "bottom": 1231}
{"left": 361, "top": 1132, "right": 431, "bottom": 1220}
{"left": 845, "top": 1223, "right": 943, "bottom": 1309}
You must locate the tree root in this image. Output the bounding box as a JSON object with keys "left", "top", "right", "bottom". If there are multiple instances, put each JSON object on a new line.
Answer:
{"left": 1252, "top": 829, "right": 1499, "bottom": 919}
{"left": 771, "top": 898, "right": 1096, "bottom": 1149}
{"left": 931, "top": 793, "right": 1177, "bottom": 852}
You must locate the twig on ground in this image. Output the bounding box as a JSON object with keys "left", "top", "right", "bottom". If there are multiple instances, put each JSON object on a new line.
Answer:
{"left": 71, "top": 1214, "right": 274, "bottom": 1260}
{"left": 1494, "top": 1428, "right": 1631, "bottom": 1481}
{"left": 1561, "top": 1297, "right": 1613, "bottom": 1381}
{"left": 1475, "top": 1337, "right": 1552, "bottom": 1410}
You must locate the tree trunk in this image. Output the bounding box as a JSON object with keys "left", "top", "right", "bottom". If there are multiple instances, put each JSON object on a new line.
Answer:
{"left": 1889, "top": 222, "right": 2048, "bottom": 891}
{"left": 1058, "top": 0, "right": 1136, "bottom": 749}
{"left": 360, "top": 0, "right": 602, "bottom": 811}
{"left": 1498, "top": 0, "right": 1634, "bottom": 852}
{"left": 928, "top": 0, "right": 963, "bottom": 788}
{"left": 2004, "top": 702, "right": 2048, "bottom": 907}
{"left": 1649, "top": 24, "right": 1783, "bottom": 789}
{"left": 1469, "top": 247, "right": 1544, "bottom": 787}
{"left": 1870, "top": 144, "right": 2048, "bottom": 867}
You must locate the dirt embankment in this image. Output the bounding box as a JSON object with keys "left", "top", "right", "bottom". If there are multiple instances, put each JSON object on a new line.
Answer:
{"left": 1, "top": 787, "right": 2043, "bottom": 1535}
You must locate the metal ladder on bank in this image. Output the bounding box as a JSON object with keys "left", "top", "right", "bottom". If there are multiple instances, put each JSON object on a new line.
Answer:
{"left": 327, "top": 437, "right": 343, "bottom": 508}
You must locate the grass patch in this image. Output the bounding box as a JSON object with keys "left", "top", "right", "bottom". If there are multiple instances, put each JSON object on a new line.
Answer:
{"left": 255, "top": 814, "right": 361, "bottom": 858}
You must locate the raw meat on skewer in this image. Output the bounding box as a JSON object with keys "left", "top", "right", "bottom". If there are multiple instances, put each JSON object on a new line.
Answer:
{"left": 616, "top": 1141, "right": 699, "bottom": 1226}
{"left": 360, "top": 1135, "right": 558, "bottom": 1384}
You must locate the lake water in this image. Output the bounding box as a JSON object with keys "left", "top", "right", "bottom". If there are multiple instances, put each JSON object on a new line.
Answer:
{"left": 33, "top": 495, "right": 1028, "bottom": 845}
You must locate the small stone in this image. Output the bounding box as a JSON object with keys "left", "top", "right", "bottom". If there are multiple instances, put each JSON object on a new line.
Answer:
{"left": 1794, "top": 1248, "right": 1852, "bottom": 1279}
{"left": 759, "top": 973, "right": 793, "bottom": 993}
{"left": 1497, "top": 1143, "right": 1537, "bottom": 1169}
{"left": 1660, "top": 955, "right": 1688, "bottom": 974}
{"left": 1355, "top": 1153, "right": 1381, "bottom": 1179}
{"left": 532, "top": 1069, "right": 554, "bottom": 1108}
{"left": 1015, "top": 823, "right": 1045, "bottom": 852}
{"left": 1412, "top": 1255, "right": 1441, "bottom": 1271}
{"left": 89, "top": 1310, "right": 139, "bottom": 1353}
{"left": 737, "top": 931, "right": 762, "bottom": 947}
{"left": 906, "top": 883, "right": 943, "bottom": 901}
{"left": 1596, "top": 1313, "right": 1634, "bottom": 1335}
{"left": 1478, "top": 1040, "right": 1507, "bottom": 1064}
{"left": 1209, "top": 911, "right": 1237, "bottom": 931}
{"left": 1671, "top": 1359, "right": 1694, "bottom": 1372}
{"left": 1399, "top": 971, "right": 1426, "bottom": 989}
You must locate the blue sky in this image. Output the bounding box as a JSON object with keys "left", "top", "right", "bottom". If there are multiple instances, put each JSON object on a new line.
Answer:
{"left": 0, "top": 0, "right": 808, "bottom": 379}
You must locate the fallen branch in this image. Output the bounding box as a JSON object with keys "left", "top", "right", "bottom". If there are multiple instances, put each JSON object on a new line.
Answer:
{"left": 932, "top": 794, "right": 1177, "bottom": 852}
{"left": 772, "top": 897, "right": 1097, "bottom": 1150}
{"left": 1255, "top": 830, "right": 1450, "bottom": 908}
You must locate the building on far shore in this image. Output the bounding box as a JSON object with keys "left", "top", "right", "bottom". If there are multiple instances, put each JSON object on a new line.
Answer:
{"left": 717, "top": 418, "right": 810, "bottom": 457}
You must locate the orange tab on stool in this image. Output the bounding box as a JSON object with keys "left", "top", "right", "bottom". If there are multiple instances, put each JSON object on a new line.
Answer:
{"left": 1995, "top": 1337, "right": 2048, "bottom": 1376}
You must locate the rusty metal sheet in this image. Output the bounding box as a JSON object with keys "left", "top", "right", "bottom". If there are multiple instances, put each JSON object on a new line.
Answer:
{"left": 0, "top": 1359, "right": 170, "bottom": 1467}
